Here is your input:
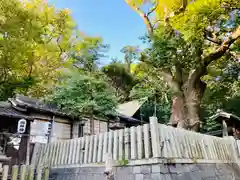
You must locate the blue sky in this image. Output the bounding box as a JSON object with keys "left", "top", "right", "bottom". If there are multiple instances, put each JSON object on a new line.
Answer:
{"left": 49, "top": 0, "right": 147, "bottom": 65}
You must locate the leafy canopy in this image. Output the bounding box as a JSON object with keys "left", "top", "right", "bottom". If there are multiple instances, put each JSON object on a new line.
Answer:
{"left": 0, "top": 0, "right": 80, "bottom": 99}
{"left": 46, "top": 72, "right": 118, "bottom": 119}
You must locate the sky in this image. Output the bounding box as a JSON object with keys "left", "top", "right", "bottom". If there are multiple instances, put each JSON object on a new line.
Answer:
{"left": 48, "top": 0, "right": 148, "bottom": 65}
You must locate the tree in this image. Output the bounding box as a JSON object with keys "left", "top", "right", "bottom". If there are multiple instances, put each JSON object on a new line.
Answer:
{"left": 125, "top": 0, "right": 240, "bottom": 131}
{"left": 46, "top": 72, "right": 118, "bottom": 119}
{"left": 0, "top": 0, "right": 79, "bottom": 99}
{"left": 121, "top": 46, "right": 139, "bottom": 71}
{"left": 71, "top": 37, "right": 109, "bottom": 72}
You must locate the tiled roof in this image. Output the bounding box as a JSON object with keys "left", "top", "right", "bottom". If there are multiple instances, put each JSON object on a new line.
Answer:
{"left": 0, "top": 102, "right": 33, "bottom": 120}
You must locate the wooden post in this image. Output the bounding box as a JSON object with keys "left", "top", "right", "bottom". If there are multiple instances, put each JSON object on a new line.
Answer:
{"left": 149, "top": 116, "right": 161, "bottom": 158}
{"left": 113, "top": 130, "right": 118, "bottom": 160}
{"left": 11, "top": 165, "right": 19, "bottom": 180}
{"left": 137, "top": 126, "right": 143, "bottom": 159}
{"left": 124, "top": 128, "right": 130, "bottom": 160}
{"left": 103, "top": 132, "right": 108, "bottom": 162}
{"left": 130, "top": 127, "right": 137, "bottom": 159}
{"left": 44, "top": 168, "right": 49, "bottom": 180}
{"left": 28, "top": 165, "right": 35, "bottom": 180}
{"left": 97, "top": 133, "right": 103, "bottom": 162}
{"left": 1, "top": 165, "right": 9, "bottom": 180}
{"left": 36, "top": 168, "right": 42, "bottom": 180}
{"left": 104, "top": 153, "right": 114, "bottom": 180}
{"left": 143, "top": 124, "right": 151, "bottom": 158}
{"left": 20, "top": 165, "right": 27, "bottom": 180}
{"left": 118, "top": 129, "right": 124, "bottom": 160}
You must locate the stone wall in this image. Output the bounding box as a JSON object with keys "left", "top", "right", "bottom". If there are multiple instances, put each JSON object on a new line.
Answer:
{"left": 49, "top": 163, "right": 240, "bottom": 180}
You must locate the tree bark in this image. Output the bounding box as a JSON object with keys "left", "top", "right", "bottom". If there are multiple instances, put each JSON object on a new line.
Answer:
{"left": 169, "top": 78, "right": 206, "bottom": 131}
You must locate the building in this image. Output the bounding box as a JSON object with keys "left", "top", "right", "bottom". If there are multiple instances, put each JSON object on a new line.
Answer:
{"left": 206, "top": 110, "right": 240, "bottom": 138}
{"left": 0, "top": 95, "right": 143, "bottom": 165}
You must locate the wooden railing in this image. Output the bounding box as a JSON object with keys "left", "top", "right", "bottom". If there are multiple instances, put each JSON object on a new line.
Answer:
{"left": 0, "top": 164, "right": 49, "bottom": 180}
{"left": 31, "top": 117, "right": 239, "bottom": 167}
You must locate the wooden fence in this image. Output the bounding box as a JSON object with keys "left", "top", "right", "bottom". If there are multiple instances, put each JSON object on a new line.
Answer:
{"left": 31, "top": 117, "right": 239, "bottom": 168}
{"left": 0, "top": 164, "right": 49, "bottom": 180}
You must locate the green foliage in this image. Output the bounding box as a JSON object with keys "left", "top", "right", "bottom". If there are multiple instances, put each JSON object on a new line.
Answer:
{"left": 102, "top": 62, "right": 138, "bottom": 102}
{"left": 0, "top": 0, "right": 80, "bottom": 99}
{"left": 118, "top": 158, "right": 129, "bottom": 166}
{"left": 72, "top": 37, "right": 109, "bottom": 72}
{"left": 46, "top": 72, "right": 118, "bottom": 118}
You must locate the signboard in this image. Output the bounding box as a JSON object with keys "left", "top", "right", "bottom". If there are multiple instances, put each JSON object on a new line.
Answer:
{"left": 30, "top": 120, "right": 49, "bottom": 143}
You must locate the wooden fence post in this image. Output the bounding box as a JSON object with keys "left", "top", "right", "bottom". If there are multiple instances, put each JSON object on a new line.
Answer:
{"left": 104, "top": 153, "right": 114, "bottom": 180}
{"left": 28, "top": 165, "right": 35, "bottom": 180}
{"left": 36, "top": 167, "right": 42, "bottom": 180}
{"left": 149, "top": 116, "right": 161, "bottom": 158}
{"left": 11, "top": 165, "right": 19, "bottom": 180}
{"left": 44, "top": 168, "right": 49, "bottom": 180}
{"left": 1, "top": 165, "right": 9, "bottom": 180}
{"left": 20, "top": 165, "right": 27, "bottom": 180}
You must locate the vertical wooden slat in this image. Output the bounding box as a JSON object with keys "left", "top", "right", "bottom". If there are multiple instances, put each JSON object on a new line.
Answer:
{"left": 137, "top": 126, "right": 143, "bottom": 159}
{"left": 130, "top": 126, "right": 137, "bottom": 160}
{"left": 150, "top": 117, "right": 161, "bottom": 158}
{"left": 71, "top": 139, "right": 77, "bottom": 164}
{"left": 162, "top": 125, "right": 171, "bottom": 158}
{"left": 2, "top": 165, "right": 9, "bottom": 180}
{"left": 47, "top": 143, "right": 53, "bottom": 166}
{"left": 143, "top": 124, "right": 151, "bottom": 159}
{"left": 57, "top": 141, "right": 64, "bottom": 165}
{"left": 113, "top": 130, "right": 118, "bottom": 160}
{"left": 44, "top": 168, "right": 49, "bottom": 180}
{"left": 37, "top": 144, "right": 45, "bottom": 167}
{"left": 64, "top": 140, "right": 70, "bottom": 164}
{"left": 97, "top": 133, "right": 104, "bottom": 162}
{"left": 54, "top": 141, "right": 60, "bottom": 166}
{"left": 60, "top": 141, "right": 66, "bottom": 165}
{"left": 124, "top": 128, "right": 130, "bottom": 160}
{"left": 36, "top": 168, "right": 42, "bottom": 180}
{"left": 28, "top": 165, "right": 35, "bottom": 180}
{"left": 30, "top": 143, "right": 40, "bottom": 166}
{"left": 84, "top": 136, "right": 90, "bottom": 164}
{"left": 67, "top": 140, "right": 74, "bottom": 164}
{"left": 79, "top": 137, "right": 85, "bottom": 164}
{"left": 11, "top": 165, "right": 19, "bottom": 180}
{"left": 159, "top": 124, "right": 166, "bottom": 158}
{"left": 75, "top": 138, "right": 81, "bottom": 164}
{"left": 20, "top": 165, "right": 27, "bottom": 180}
{"left": 88, "top": 136, "right": 94, "bottom": 163}
{"left": 108, "top": 131, "right": 113, "bottom": 157}
{"left": 103, "top": 132, "right": 108, "bottom": 161}
{"left": 164, "top": 125, "right": 178, "bottom": 158}
{"left": 50, "top": 142, "right": 57, "bottom": 167}
{"left": 92, "top": 135, "right": 98, "bottom": 163}
{"left": 35, "top": 144, "right": 43, "bottom": 167}
{"left": 118, "top": 129, "right": 124, "bottom": 160}
{"left": 171, "top": 127, "right": 181, "bottom": 158}
{"left": 200, "top": 136, "right": 208, "bottom": 160}
{"left": 183, "top": 130, "right": 193, "bottom": 159}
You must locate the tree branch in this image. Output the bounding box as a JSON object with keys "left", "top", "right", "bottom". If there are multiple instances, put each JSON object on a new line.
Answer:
{"left": 204, "top": 30, "right": 222, "bottom": 45}
{"left": 203, "top": 25, "right": 240, "bottom": 66}
{"left": 158, "top": 69, "right": 181, "bottom": 93}
{"left": 188, "top": 25, "right": 240, "bottom": 88}
{"left": 124, "top": 0, "right": 154, "bottom": 35}
{"left": 147, "top": 2, "right": 158, "bottom": 16}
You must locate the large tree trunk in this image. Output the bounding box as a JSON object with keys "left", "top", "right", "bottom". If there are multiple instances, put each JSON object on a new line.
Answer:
{"left": 169, "top": 79, "right": 206, "bottom": 131}
{"left": 169, "top": 95, "right": 187, "bottom": 128}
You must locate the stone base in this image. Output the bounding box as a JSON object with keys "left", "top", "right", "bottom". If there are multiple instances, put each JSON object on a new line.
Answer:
{"left": 49, "top": 163, "right": 240, "bottom": 180}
